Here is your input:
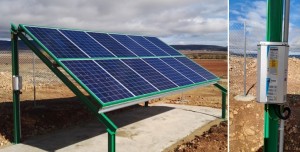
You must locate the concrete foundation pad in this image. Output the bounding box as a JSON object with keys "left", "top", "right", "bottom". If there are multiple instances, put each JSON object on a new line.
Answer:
{"left": 1, "top": 103, "right": 221, "bottom": 152}
{"left": 234, "top": 94, "right": 256, "bottom": 102}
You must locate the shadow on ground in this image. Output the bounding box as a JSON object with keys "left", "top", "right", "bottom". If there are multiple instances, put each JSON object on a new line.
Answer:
{"left": 0, "top": 97, "right": 219, "bottom": 151}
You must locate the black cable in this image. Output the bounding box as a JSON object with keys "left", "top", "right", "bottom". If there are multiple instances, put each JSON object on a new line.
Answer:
{"left": 273, "top": 105, "right": 291, "bottom": 120}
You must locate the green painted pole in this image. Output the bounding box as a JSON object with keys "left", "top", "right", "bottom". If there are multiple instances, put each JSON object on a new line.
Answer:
{"left": 266, "top": 0, "right": 283, "bottom": 42}
{"left": 107, "top": 129, "right": 116, "bottom": 152}
{"left": 11, "top": 24, "right": 21, "bottom": 144}
{"left": 222, "top": 92, "right": 226, "bottom": 119}
{"left": 213, "top": 83, "right": 227, "bottom": 119}
{"left": 264, "top": 0, "right": 283, "bottom": 151}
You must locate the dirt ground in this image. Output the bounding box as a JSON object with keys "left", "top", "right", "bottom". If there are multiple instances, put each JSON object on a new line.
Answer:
{"left": 230, "top": 56, "right": 300, "bottom": 151}
{"left": 0, "top": 53, "right": 227, "bottom": 150}
{"left": 173, "top": 121, "right": 227, "bottom": 152}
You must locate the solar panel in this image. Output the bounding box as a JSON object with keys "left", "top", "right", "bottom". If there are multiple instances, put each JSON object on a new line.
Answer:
{"left": 110, "top": 34, "right": 154, "bottom": 56}
{"left": 22, "top": 24, "right": 219, "bottom": 108}
{"left": 144, "top": 36, "right": 181, "bottom": 56}
{"left": 129, "top": 36, "right": 169, "bottom": 56}
{"left": 60, "top": 30, "right": 115, "bottom": 57}
{"left": 161, "top": 58, "right": 206, "bottom": 83}
{"left": 175, "top": 57, "right": 218, "bottom": 80}
{"left": 61, "top": 60, "right": 134, "bottom": 103}
{"left": 143, "top": 58, "right": 194, "bottom": 86}
{"left": 26, "top": 26, "right": 88, "bottom": 58}
{"left": 88, "top": 32, "right": 137, "bottom": 57}
{"left": 96, "top": 60, "right": 158, "bottom": 96}
{"left": 122, "top": 59, "right": 178, "bottom": 90}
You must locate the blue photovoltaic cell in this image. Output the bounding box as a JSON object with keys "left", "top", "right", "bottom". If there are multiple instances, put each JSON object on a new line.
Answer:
{"left": 24, "top": 25, "right": 219, "bottom": 107}
{"left": 25, "top": 26, "right": 88, "bottom": 58}
{"left": 161, "top": 58, "right": 206, "bottom": 83}
{"left": 129, "top": 36, "right": 169, "bottom": 56}
{"left": 176, "top": 57, "right": 217, "bottom": 80}
{"left": 144, "top": 37, "right": 181, "bottom": 56}
{"left": 110, "top": 34, "right": 154, "bottom": 56}
{"left": 60, "top": 30, "right": 115, "bottom": 57}
{"left": 88, "top": 32, "right": 136, "bottom": 57}
{"left": 96, "top": 60, "right": 158, "bottom": 95}
{"left": 143, "top": 58, "right": 193, "bottom": 86}
{"left": 61, "top": 60, "right": 133, "bottom": 103}
{"left": 123, "top": 59, "right": 177, "bottom": 90}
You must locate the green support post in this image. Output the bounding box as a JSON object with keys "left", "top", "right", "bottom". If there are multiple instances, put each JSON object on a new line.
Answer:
{"left": 221, "top": 92, "right": 226, "bottom": 119}
{"left": 213, "top": 83, "right": 227, "bottom": 119}
{"left": 15, "top": 25, "right": 117, "bottom": 152}
{"left": 264, "top": 0, "right": 283, "bottom": 151}
{"left": 11, "top": 24, "right": 21, "bottom": 144}
{"left": 107, "top": 129, "right": 116, "bottom": 152}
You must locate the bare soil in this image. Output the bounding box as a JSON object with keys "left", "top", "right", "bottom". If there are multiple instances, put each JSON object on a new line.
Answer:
{"left": 173, "top": 121, "right": 228, "bottom": 152}
{"left": 0, "top": 53, "right": 228, "bottom": 150}
{"left": 230, "top": 56, "right": 300, "bottom": 151}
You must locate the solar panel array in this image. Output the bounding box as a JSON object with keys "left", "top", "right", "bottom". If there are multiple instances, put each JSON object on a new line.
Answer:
{"left": 23, "top": 25, "right": 219, "bottom": 106}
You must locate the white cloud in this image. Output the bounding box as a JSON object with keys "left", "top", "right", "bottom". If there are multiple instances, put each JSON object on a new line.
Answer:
{"left": 230, "top": 1, "right": 267, "bottom": 52}
{"left": 231, "top": 0, "right": 300, "bottom": 52}
{"left": 0, "top": 0, "right": 227, "bottom": 46}
{"left": 239, "top": 1, "right": 266, "bottom": 41}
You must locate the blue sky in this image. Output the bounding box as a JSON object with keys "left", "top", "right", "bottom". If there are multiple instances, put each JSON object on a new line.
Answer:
{"left": 230, "top": 0, "right": 300, "bottom": 51}
{"left": 0, "top": 0, "right": 227, "bottom": 46}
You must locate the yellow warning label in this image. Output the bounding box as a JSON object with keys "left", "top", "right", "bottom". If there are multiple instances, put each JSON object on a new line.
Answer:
{"left": 269, "top": 60, "right": 278, "bottom": 68}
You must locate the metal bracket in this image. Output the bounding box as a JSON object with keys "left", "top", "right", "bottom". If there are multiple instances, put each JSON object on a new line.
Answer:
{"left": 213, "top": 83, "right": 227, "bottom": 94}
{"left": 12, "top": 75, "right": 22, "bottom": 91}
{"left": 259, "top": 41, "right": 289, "bottom": 46}
{"left": 52, "top": 62, "right": 59, "bottom": 68}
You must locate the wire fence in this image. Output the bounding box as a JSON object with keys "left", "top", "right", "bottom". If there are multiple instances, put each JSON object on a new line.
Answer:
{"left": 229, "top": 22, "right": 263, "bottom": 58}
{"left": 0, "top": 43, "right": 63, "bottom": 102}
{"left": 0, "top": 50, "right": 63, "bottom": 87}
{"left": 230, "top": 22, "right": 300, "bottom": 58}
{"left": 229, "top": 21, "right": 300, "bottom": 97}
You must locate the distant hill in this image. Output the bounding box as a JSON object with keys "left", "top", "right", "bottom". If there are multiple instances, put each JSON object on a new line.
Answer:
{"left": 171, "top": 45, "right": 227, "bottom": 52}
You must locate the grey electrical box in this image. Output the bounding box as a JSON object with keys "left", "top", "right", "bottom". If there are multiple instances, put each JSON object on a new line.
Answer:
{"left": 257, "top": 42, "right": 289, "bottom": 104}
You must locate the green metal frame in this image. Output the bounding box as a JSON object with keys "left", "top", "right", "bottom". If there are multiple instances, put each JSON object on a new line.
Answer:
{"left": 11, "top": 23, "right": 227, "bottom": 151}
{"left": 19, "top": 24, "right": 220, "bottom": 109}
{"left": 264, "top": 0, "right": 283, "bottom": 151}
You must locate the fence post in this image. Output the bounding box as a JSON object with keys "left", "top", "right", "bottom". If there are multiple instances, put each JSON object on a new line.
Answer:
{"left": 32, "top": 52, "right": 36, "bottom": 106}
{"left": 243, "top": 21, "right": 247, "bottom": 96}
